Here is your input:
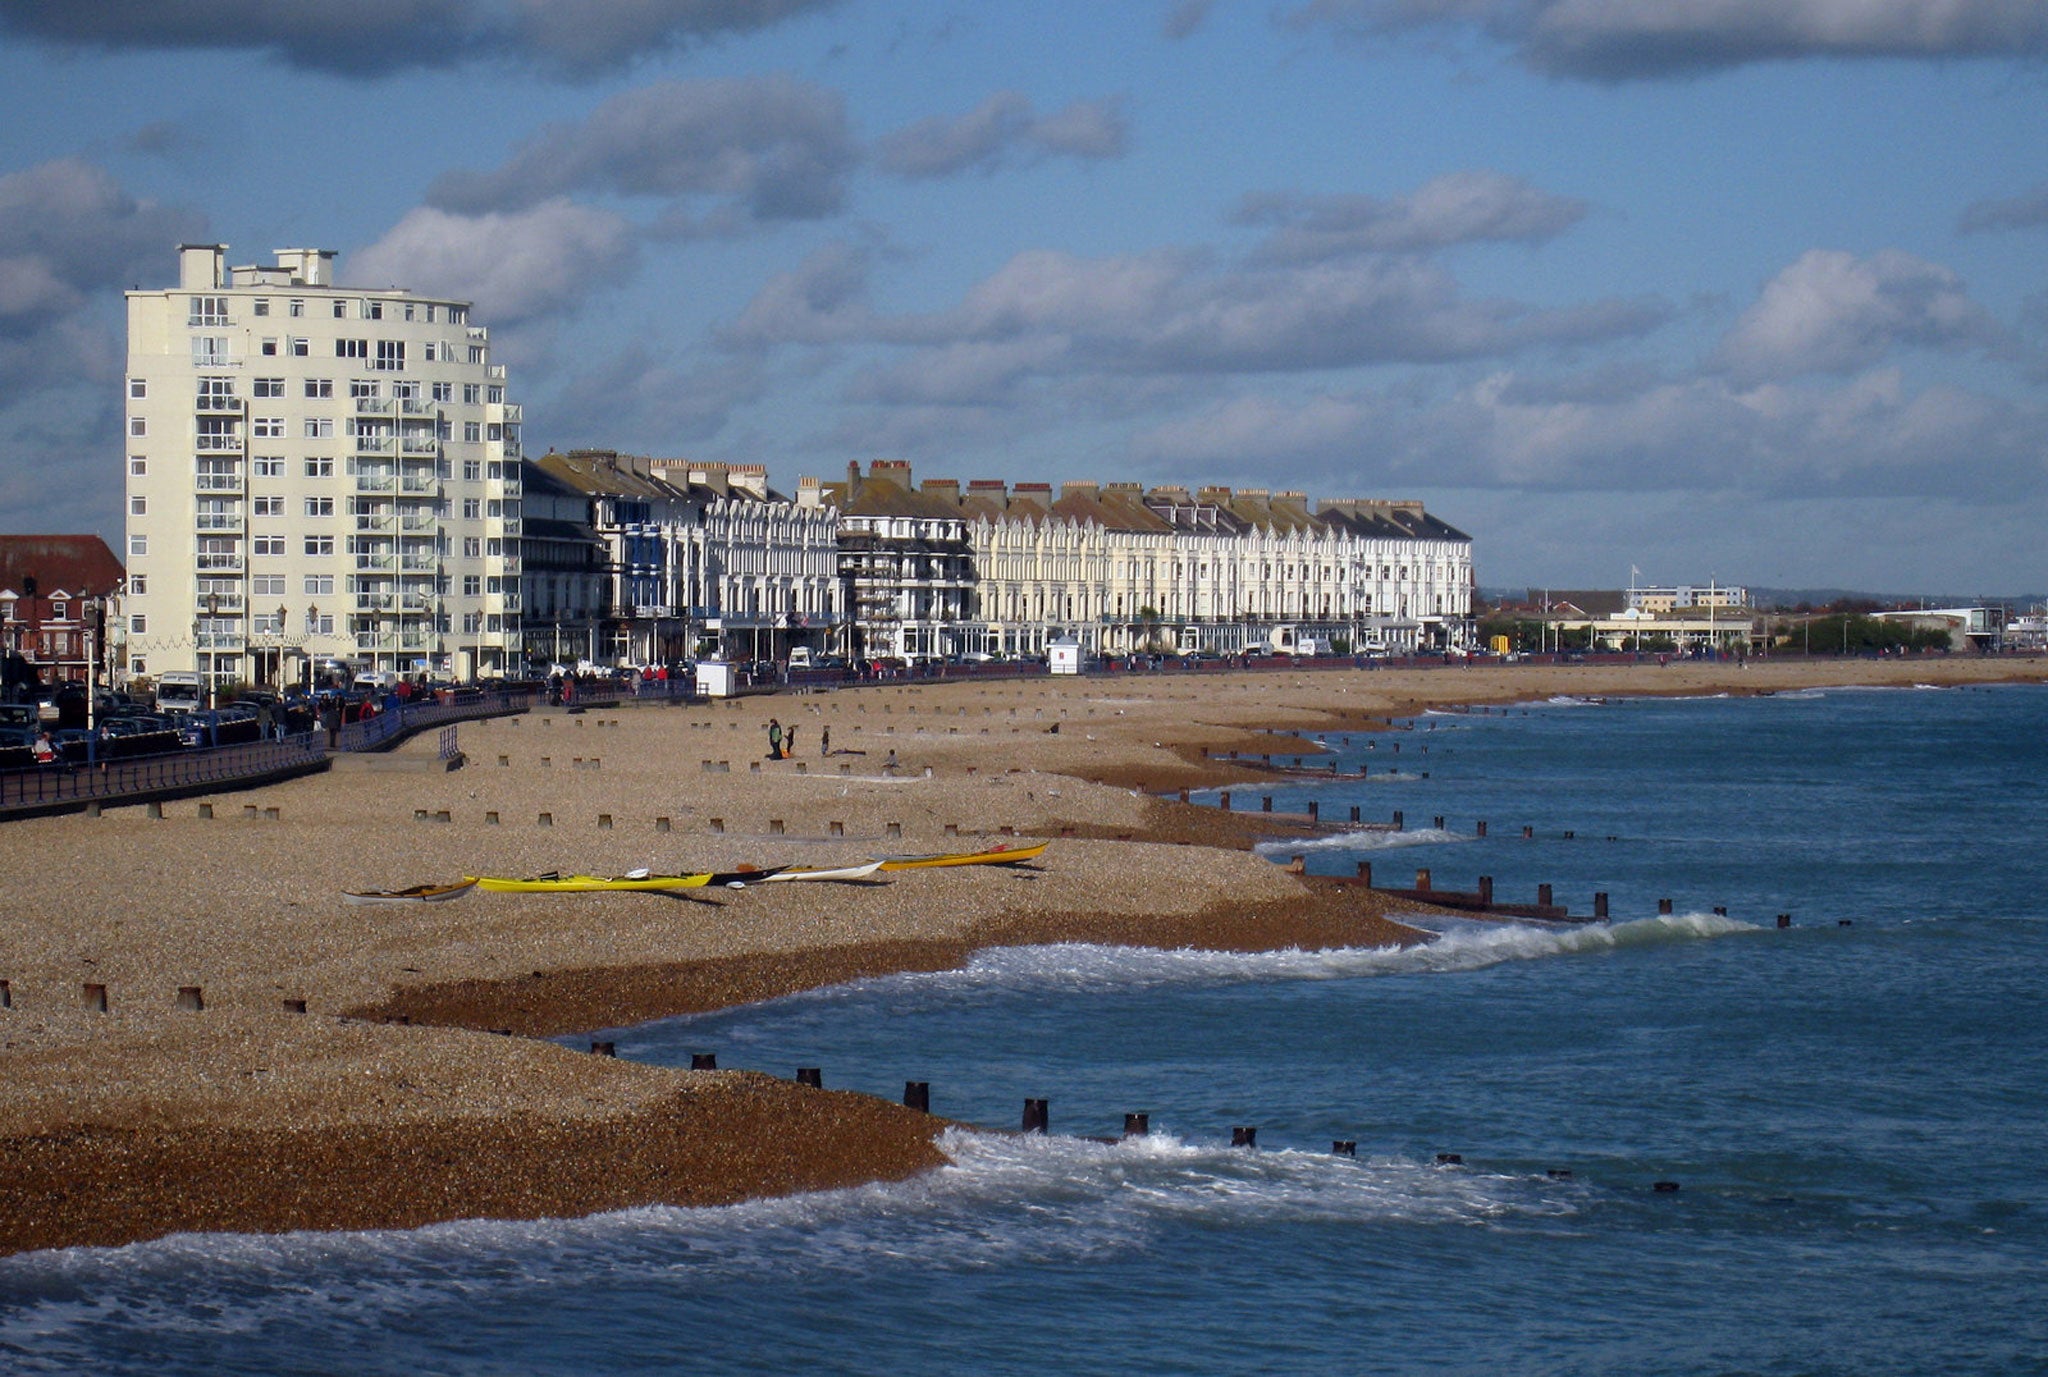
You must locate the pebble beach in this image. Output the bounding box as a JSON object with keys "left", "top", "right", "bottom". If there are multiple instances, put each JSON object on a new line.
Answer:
{"left": 1, "top": 655, "right": 2036, "bottom": 1256}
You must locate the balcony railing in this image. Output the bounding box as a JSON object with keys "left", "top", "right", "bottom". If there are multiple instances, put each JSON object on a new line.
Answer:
{"left": 195, "top": 474, "right": 242, "bottom": 493}
{"left": 400, "top": 475, "right": 437, "bottom": 493}
{"left": 355, "top": 554, "right": 396, "bottom": 571}
{"left": 195, "top": 514, "right": 242, "bottom": 533}
{"left": 195, "top": 434, "right": 243, "bottom": 454}
{"left": 354, "top": 397, "right": 393, "bottom": 414}
{"left": 355, "top": 436, "right": 394, "bottom": 454}
{"left": 195, "top": 395, "right": 242, "bottom": 414}
{"left": 354, "top": 474, "right": 395, "bottom": 492}
{"left": 399, "top": 398, "right": 437, "bottom": 416}
{"left": 195, "top": 553, "right": 243, "bottom": 572}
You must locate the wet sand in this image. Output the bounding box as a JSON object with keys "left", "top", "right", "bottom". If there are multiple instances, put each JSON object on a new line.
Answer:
{"left": 1, "top": 655, "right": 2036, "bottom": 1255}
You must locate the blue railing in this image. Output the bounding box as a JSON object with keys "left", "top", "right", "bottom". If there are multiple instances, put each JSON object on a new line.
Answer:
{"left": 0, "top": 733, "right": 327, "bottom": 814}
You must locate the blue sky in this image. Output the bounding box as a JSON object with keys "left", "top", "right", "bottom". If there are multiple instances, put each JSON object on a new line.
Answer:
{"left": 2, "top": 0, "right": 2045, "bottom": 596}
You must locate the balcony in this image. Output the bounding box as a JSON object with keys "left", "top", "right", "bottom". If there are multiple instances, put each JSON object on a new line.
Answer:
{"left": 195, "top": 433, "right": 243, "bottom": 454}
{"left": 195, "top": 514, "right": 243, "bottom": 533}
{"left": 354, "top": 554, "right": 396, "bottom": 571}
{"left": 195, "top": 631, "right": 243, "bottom": 651}
{"left": 195, "top": 394, "right": 242, "bottom": 414}
{"left": 400, "top": 474, "right": 438, "bottom": 494}
{"left": 354, "top": 396, "right": 393, "bottom": 414}
{"left": 400, "top": 555, "right": 438, "bottom": 572}
{"left": 401, "top": 436, "right": 440, "bottom": 455}
{"left": 398, "top": 398, "right": 437, "bottom": 416}
{"left": 195, "top": 553, "right": 243, "bottom": 572}
{"left": 354, "top": 436, "right": 394, "bottom": 455}
{"left": 355, "top": 514, "right": 394, "bottom": 532}
{"left": 354, "top": 474, "right": 395, "bottom": 492}
{"left": 195, "top": 473, "right": 242, "bottom": 493}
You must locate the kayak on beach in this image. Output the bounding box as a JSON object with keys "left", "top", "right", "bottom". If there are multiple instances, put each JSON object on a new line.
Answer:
{"left": 342, "top": 878, "right": 480, "bottom": 904}
{"left": 873, "top": 841, "right": 1048, "bottom": 871}
{"left": 760, "top": 860, "right": 887, "bottom": 883}
{"left": 467, "top": 867, "right": 787, "bottom": 893}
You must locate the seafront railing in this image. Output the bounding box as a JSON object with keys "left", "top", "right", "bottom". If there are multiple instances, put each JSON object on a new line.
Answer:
{"left": 334, "top": 687, "right": 539, "bottom": 752}
{"left": 0, "top": 733, "right": 328, "bottom": 817}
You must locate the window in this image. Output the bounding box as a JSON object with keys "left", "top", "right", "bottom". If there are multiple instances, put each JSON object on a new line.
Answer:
{"left": 130, "top": 614, "right": 147, "bottom": 635}
{"left": 252, "top": 574, "right": 286, "bottom": 597}
{"left": 433, "top": 382, "right": 453, "bottom": 402}
{"left": 487, "top": 385, "right": 504, "bottom": 404}
{"left": 366, "top": 299, "right": 382, "bottom": 320}
{"left": 451, "top": 307, "right": 466, "bottom": 324}
{"left": 129, "top": 417, "right": 146, "bottom": 437}
{"left": 129, "top": 574, "right": 146, "bottom": 596}
{"left": 129, "top": 378, "right": 146, "bottom": 398}
{"left": 374, "top": 339, "right": 405, "bottom": 371}
{"left": 305, "top": 609, "right": 334, "bottom": 635}
{"left": 463, "top": 611, "right": 482, "bottom": 634}
{"left": 129, "top": 535, "right": 147, "bottom": 556}
{"left": 463, "top": 383, "right": 481, "bottom": 404}
{"left": 304, "top": 418, "right": 334, "bottom": 439}
{"left": 129, "top": 494, "right": 146, "bottom": 515}
{"left": 303, "top": 575, "right": 334, "bottom": 596}
{"left": 305, "top": 497, "right": 335, "bottom": 518}
{"left": 468, "top": 346, "right": 485, "bottom": 364}
{"left": 254, "top": 377, "right": 285, "bottom": 397}
{"left": 462, "top": 498, "right": 481, "bottom": 519}
{"left": 290, "top": 337, "right": 309, "bottom": 356}
{"left": 402, "top": 302, "right": 415, "bottom": 321}
{"left": 252, "top": 298, "right": 270, "bottom": 317}
{"left": 337, "top": 338, "right": 367, "bottom": 358}
{"left": 463, "top": 575, "right": 481, "bottom": 596}
{"left": 463, "top": 421, "right": 481, "bottom": 442}
{"left": 188, "top": 296, "right": 228, "bottom": 327}
{"left": 487, "top": 423, "right": 503, "bottom": 442}
{"left": 260, "top": 338, "right": 278, "bottom": 356}
{"left": 129, "top": 455, "right": 146, "bottom": 476}
{"left": 304, "top": 457, "right": 334, "bottom": 478}
{"left": 289, "top": 298, "right": 305, "bottom": 317}
{"left": 253, "top": 496, "right": 284, "bottom": 516}
{"left": 463, "top": 537, "right": 481, "bottom": 557}
{"left": 191, "top": 336, "right": 230, "bottom": 366}
{"left": 350, "top": 378, "right": 378, "bottom": 398}
{"left": 462, "top": 459, "right": 481, "bottom": 481}
{"left": 253, "top": 417, "right": 284, "bottom": 438}
{"left": 333, "top": 300, "right": 347, "bottom": 318}
{"left": 425, "top": 304, "right": 436, "bottom": 323}
{"left": 253, "top": 536, "right": 284, "bottom": 556}
{"left": 253, "top": 456, "right": 284, "bottom": 477}
{"left": 392, "top": 380, "right": 419, "bottom": 400}
{"left": 304, "top": 536, "right": 335, "bottom": 556}
{"left": 304, "top": 378, "right": 333, "bottom": 398}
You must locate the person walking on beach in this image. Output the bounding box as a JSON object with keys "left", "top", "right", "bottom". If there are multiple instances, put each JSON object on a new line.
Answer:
{"left": 820, "top": 725, "right": 830, "bottom": 757}
{"left": 767, "top": 718, "right": 783, "bottom": 760}
{"left": 783, "top": 723, "right": 797, "bottom": 758}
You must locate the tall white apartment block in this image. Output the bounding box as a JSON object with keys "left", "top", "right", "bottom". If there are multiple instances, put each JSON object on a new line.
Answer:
{"left": 123, "top": 243, "right": 523, "bottom": 688}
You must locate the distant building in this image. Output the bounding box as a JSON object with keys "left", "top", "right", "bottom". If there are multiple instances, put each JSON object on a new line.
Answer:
{"left": 1625, "top": 583, "right": 1747, "bottom": 614}
{"left": 124, "top": 243, "right": 524, "bottom": 688}
{"left": 0, "top": 535, "right": 125, "bottom": 697}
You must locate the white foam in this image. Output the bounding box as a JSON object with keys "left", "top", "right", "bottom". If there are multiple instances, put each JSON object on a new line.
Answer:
{"left": 1254, "top": 827, "right": 1468, "bottom": 856}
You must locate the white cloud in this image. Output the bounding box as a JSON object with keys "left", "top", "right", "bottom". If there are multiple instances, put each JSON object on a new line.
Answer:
{"left": 350, "top": 200, "right": 637, "bottom": 327}
{"left": 1711, "top": 248, "right": 2004, "bottom": 383}
{"left": 429, "top": 76, "right": 857, "bottom": 223}
{"left": 876, "top": 92, "right": 1128, "bottom": 179}
{"left": 1234, "top": 171, "right": 1590, "bottom": 260}
{"left": 1285, "top": 0, "right": 2048, "bottom": 79}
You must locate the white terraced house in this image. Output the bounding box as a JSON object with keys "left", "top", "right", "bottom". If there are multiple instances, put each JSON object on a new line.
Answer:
{"left": 123, "top": 243, "right": 524, "bottom": 690}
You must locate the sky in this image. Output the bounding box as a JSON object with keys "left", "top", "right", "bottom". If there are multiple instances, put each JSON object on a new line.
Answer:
{"left": 1, "top": 0, "right": 2045, "bottom": 598}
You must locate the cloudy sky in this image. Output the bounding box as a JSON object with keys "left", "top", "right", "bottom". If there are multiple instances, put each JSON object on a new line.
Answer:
{"left": 2, "top": 0, "right": 2045, "bottom": 596}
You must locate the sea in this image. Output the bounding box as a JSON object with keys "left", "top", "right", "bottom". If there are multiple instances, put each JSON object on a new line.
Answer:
{"left": 4, "top": 680, "right": 2045, "bottom": 1375}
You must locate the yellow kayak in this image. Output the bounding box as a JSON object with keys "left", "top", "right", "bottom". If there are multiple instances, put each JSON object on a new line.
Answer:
{"left": 467, "top": 867, "right": 784, "bottom": 893}
{"left": 874, "top": 841, "right": 1048, "bottom": 872}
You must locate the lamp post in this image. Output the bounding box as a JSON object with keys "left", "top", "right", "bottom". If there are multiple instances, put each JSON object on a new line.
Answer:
{"left": 82, "top": 596, "right": 98, "bottom": 765}
{"left": 305, "top": 604, "right": 319, "bottom": 690}
{"left": 202, "top": 591, "right": 220, "bottom": 708}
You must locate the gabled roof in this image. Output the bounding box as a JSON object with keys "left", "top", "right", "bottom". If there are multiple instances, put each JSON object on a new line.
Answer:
{"left": 0, "top": 535, "right": 124, "bottom": 601}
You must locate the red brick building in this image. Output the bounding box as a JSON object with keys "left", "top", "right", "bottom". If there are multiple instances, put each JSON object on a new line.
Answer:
{"left": 0, "top": 536, "right": 125, "bottom": 696}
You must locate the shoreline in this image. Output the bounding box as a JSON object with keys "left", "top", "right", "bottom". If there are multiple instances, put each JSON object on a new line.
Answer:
{"left": 2, "top": 656, "right": 2038, "bottom": 1257}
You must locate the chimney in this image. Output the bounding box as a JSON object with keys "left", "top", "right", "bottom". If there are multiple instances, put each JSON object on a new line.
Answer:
{"left": 1011, "top": 482, "right": 1052, "bottom": 510}
{"left": 868, "top": 460, "right": 913, "bottom": 490}
{"left": 1059, "top": 480, "right": 1099, "bottom": 500}
{"left": 273, "top": 248, "right": 336, "bottom": 286}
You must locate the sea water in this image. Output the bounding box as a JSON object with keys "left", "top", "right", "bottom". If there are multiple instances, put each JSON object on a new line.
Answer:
{"left": 4, "top": 682, "right": 2045, "bottom": 1374}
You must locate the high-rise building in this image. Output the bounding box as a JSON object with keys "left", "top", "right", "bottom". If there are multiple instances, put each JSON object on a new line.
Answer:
{"left": 123, "top": 243, "right": 523, "bottom": 690}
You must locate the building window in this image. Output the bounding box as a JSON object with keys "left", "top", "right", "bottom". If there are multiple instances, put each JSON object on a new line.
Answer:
{"left": 128, "top": 378, "right": 146, "bottom": 398}
{"left": 253, "top": 456, "right": 284, "bottom": 477}
{"left": 462, "top": 460, "right": 481, "bottom": 480}
{"left": 129, "top": 417, "right": 146, "bottom": 436}
{"left": 303, "top": 575, "right": 334, "bottom": 596}
{"left": 433, "top": 382, "right": 453, "bottom": 402}
{"left": 392, "top": 380, "right": 419, "bottom": 400}
{"left": 305, "top": 378, "right": 333, "bottom": 399}
{"left": 304, "top": 458, "right": 334, "bottom": 478}
{"left": 252, "top": 574, "right": 286, "bottom": 597}
{"left": 252, "top": 298, "right": 270, "bottom": 317}
{"left": 305, "top": 497, "right": 334, "bottom": 518}
{"left": 333, "top": 300, "right": 347, "bottom": 318}
{"left": 254, "top": 377, "right": 284, "bottom": 397}
{"left": 463, "top": 537, "right": 481, "bottom": 557}
{"left": 252, "top": 536, "right": 284, "bottom": 556}
{"left": 350, "top": 378, "right": 378, "bottom": 399}
{"left": 365, "top": 299, "right": 382, "bottom": 320}
{"left": 130, "top": 614, "right": 147, "bottom": 635}
{"left": 462, "top": 498, "right": 481, "bottom": 519}
{"left": 468, "top": 346, "right": 485, "bottom": 364}
{"left": 337, "top": 338, "right": 367, "bottom": 359}
{"left": 304, "top": 418, "right": 334, "bottom": 439}
{"left": 402, "top": 302, "right": 415, "bottom": 321}
{"left": 253, "top": 496, "right": 283, "bottom": 516}
{"left": 260, "top": 338, "right": 278, "bottom": 356}
{"left": 129, "top": 494, "right": 146, "bottom": 515}
{"left": 463, "top": 383, "right": 481, "bottom": 404}
{"left": 129, "top": 535, "right": 146, "bottom": 556}
{"left": 374, "top": 339, "right": 405, "bottom": 371}
{"left": 463, "top": 575, "right": 481, "bottom": 596}
{"left": 191, "top": 336, "right": 230, "bottom": 366}
{"left": 253, "top": 417, "right": 284, "bottom": 438}
{"left": 304, "top": 536, "right": 335, "bottom": 556}
{"left": 188, "top": 296, "right": 229, "bottom": 327}
{"left": 289, "top": 298, "right": 305, "bottom": 317}
{"left": 463, "top": 421, "right": 481, "bottom": 442}
{"left": 129, "top": 456, "right": 146, "bottom": 476}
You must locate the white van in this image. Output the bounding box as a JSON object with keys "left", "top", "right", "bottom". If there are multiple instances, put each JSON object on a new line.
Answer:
{"left": 153, "top": 670, "right": 205, "bottom": 715}
{"left": 355, "top": 670, "right": 401, "bottom": 693}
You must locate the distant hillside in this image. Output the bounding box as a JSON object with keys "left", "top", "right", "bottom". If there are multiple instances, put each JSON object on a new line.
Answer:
{"left": 1481, "top": 586, "right": 2045, "bottom": 611}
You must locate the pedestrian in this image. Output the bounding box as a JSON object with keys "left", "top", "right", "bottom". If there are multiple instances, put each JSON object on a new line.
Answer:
{"left": 767, "top": 717, "right": 783, "bottom": 759}
{"left": 783, "top": 723, "right": 797, "bottom": 758}
{"left": 820, "top": 725, "right": 830, "bottom": 757}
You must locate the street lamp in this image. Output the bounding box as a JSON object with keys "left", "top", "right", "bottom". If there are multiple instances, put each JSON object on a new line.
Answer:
{"left": 305, "top": 604, "right": 319, "bottom": 690}
{"left": 275, "top": 603, "right": 288, "bottom": 689}
{"left": 82, "top": 596, "right": 98, "bottom": 764}
{"left": 202, "top": 591, "right": 220, "bottom": 708}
